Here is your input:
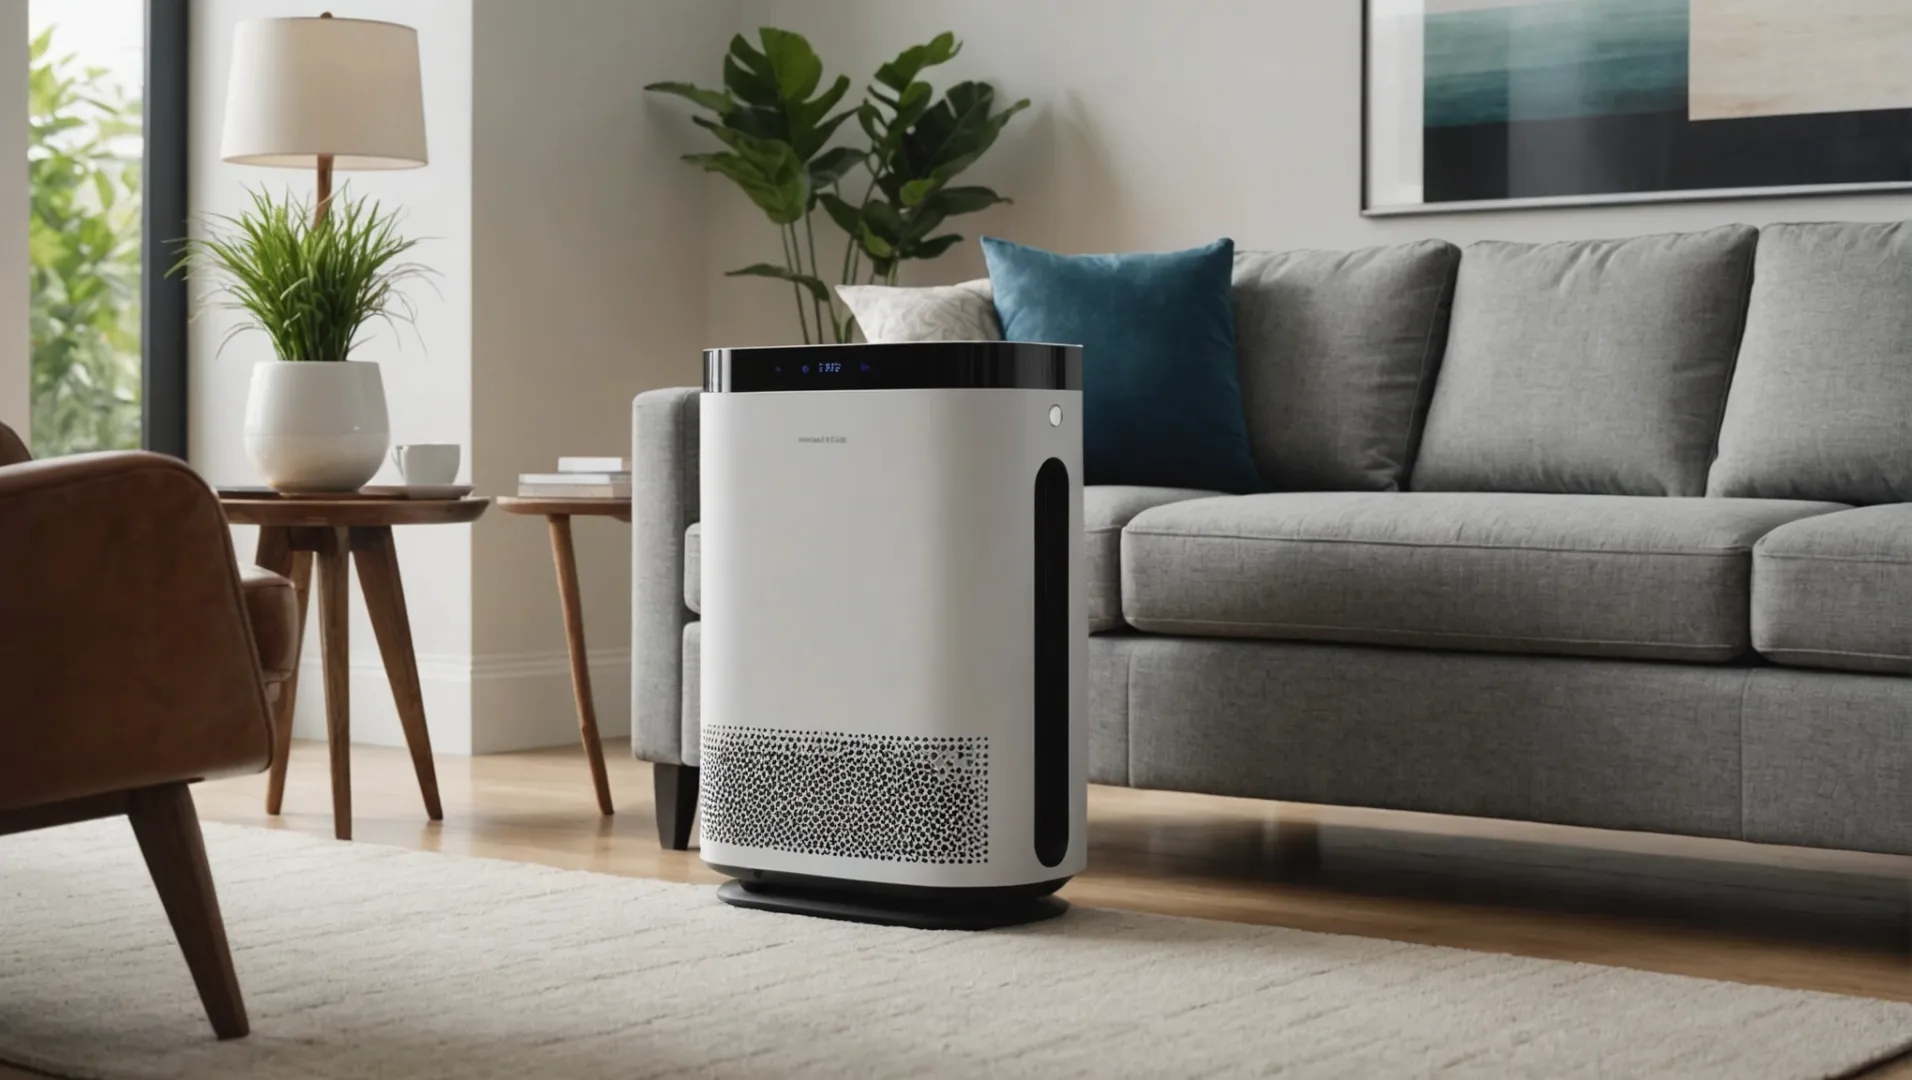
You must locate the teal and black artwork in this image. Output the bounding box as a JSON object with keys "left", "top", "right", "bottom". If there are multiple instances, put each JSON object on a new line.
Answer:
{"left": 1367, "top": 0, "right": 1912, "bottom": 210}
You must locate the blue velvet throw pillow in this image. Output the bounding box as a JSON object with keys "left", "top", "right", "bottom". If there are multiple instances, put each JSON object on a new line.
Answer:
{"left": 982, "top": 237, "right": 1262, "bottom": 493}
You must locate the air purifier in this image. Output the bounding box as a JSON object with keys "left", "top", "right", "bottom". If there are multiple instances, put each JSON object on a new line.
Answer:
{"left": 698, "top": 341, "right": 1085, "bottom": 929}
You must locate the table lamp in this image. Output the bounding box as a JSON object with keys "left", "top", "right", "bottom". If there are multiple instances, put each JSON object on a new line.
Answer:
{"left": 219, "top": 12, "right": 428, "bottom": 219}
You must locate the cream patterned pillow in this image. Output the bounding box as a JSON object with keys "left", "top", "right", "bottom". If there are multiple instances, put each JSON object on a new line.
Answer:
{"left": 836, "top": 280, "right": 1002, "bottom": 342}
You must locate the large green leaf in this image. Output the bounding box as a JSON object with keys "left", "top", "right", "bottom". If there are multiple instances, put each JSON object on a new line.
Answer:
{"left": 722, "top": 37, "right": 780, "bottom": 108}
{"left": 817, "top": 192, "right": 863, "bottom": 236}
{"left": 912, "top": 83, "right": 1026, "bottom": 169}
{"left": 688, "top": 114, "right": 759, "bottom": 152}
{"left": 927, "top": 185, "right": 1011, "bottom": 216}
{"left": 906, "top": 89, "right": 1030, "bottom": 197}
{"left": 882, "top": 84, "right": 933, "bottom": 149}
{"left": 900, "top": 177, "right": 939, "bottom": 207}
{"left": 862, "top": 199, "right": 906, "bottom": 240}
{"left": 908, "top": 81, "right": 994, "bottom": 165}
{"left": 803, "top": 107, "right": 860, "bottom": 161}
{"left": 873, "top": 32, "right": 960, "bottom": 92}
{"left": 727, "top": 263, "right": 830, "bottom": 304}
{"left": 791, "top": 74, "right": 851, "bottom": 139}
{"left": 856, "top": 101, "right": 884, "bottom": 144}
{"left": 709, "top": 33, "right": 851, "bottom": 164}
{"left": 808, "top": 145, "right": 865, "bottom": 189}
{"left": 906, "top": 233, "right": 964, "bottom": 260}
{"left": 757, "top": 28, "right": 823, "bottom": 104}
{"left": 643, "top": 81, "right": 733, "bottom": 116}
{"left": 724, "top": 105, "right": 788, "bottom": 143}
{"left": 858, "top": 222, "right": 897, "bottom": 259}
{"left": 683, "top": 145, "right": 808, "bottom": 225}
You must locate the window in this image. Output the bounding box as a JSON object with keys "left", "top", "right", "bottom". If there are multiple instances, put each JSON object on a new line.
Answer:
{"left": 27, "top": 0, "right": 185, "bottom": 458}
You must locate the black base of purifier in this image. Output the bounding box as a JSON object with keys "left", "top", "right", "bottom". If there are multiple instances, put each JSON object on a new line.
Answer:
{"left": 712, "top": 866, "right": 1071, "bottom": 930}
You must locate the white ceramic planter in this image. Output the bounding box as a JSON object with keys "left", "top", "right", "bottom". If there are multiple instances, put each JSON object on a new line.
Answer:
{"left": 244, "top": 360, "right": 390, "bottom": 492}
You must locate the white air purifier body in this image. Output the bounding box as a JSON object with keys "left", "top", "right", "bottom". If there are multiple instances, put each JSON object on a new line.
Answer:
{"left": 698, "top": 342, "right": 1085, "bottom": 927}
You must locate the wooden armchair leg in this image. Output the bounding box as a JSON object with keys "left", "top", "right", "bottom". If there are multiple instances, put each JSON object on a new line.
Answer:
{"left": 126, "top": 783, "right": 250, "bottom": 1039}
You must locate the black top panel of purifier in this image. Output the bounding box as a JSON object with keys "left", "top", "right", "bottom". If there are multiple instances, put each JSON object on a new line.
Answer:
{"left": 704, "top": 342, "right": 1082, "bottom": 393}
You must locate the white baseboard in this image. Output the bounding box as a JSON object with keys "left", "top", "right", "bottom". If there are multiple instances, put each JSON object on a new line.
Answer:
{"left": 289, "top": 647, "right": 632, "bottom": 755}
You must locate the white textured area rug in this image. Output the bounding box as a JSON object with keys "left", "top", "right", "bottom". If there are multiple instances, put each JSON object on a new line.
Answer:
{"left": 1, "top": 823, "right": 1908, "bottom": 1080}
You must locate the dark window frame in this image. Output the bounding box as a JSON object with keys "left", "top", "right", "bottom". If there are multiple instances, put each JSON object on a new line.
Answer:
{"left": 141, "top": 0, "right": 188, "bottom": 457}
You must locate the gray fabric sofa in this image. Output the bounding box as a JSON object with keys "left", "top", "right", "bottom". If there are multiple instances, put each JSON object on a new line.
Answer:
{"left": 632, "top": 221, "right": 1912, "bottom": 857}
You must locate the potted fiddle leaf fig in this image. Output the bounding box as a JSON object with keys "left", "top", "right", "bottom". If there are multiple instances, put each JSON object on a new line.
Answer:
{"left": 175, "top": 188, "right": 432, "bottom": 492}
{"left": 648, "top": 29, "right": 1028, "bottom": 343}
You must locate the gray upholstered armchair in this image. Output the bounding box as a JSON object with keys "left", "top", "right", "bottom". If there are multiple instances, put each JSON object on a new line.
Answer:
{"left": 632, "top": 388, "right": 702, "bottom": 848}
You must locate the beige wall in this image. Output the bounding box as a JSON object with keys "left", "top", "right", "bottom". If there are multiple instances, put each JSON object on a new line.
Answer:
{"left": 468, "top": 0, "right": 733, "bottom": 751}
{"left": 705, "top": 0, "right": 1912, "bottom": 345}
{"left": 0, "top": 2, "right": 25, "bottom": 436}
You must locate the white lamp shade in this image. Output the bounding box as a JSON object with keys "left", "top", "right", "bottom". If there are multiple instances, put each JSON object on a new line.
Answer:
{"left": 221, "top": 16, "right": 428, "bottom": 170}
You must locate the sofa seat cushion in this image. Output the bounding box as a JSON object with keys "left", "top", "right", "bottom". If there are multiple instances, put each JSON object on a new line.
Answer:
{"left": 1087, "top": 486, "right": 1223, "bottom": 632}
{"left": 684, "top": 523, "right": 700, "bottom": 615}
{"left": 1752, "top": 505, "right": 1912, "bottom": 673}
{"left": 1122, "top": 492, "right": 1844, "bottom": 661}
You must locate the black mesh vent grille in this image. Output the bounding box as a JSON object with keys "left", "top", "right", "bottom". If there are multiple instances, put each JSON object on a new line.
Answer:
{"left": 700, "top": 725, "right": 990, "bottom": 864}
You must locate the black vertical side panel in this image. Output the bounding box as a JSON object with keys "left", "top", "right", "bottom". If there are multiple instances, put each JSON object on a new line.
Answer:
{"left": 1033, "top": 457, "right": 1070, "bottom": 868}
{"left": 143, "top": 0, "right": 190, "bottom": 458}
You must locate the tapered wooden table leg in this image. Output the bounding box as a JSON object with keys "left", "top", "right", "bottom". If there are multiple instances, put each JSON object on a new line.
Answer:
{"left": 548, "top": 514, "right": 614, "bottom": 815}
{"left": 352, "top": 525, "right": 444, "bottom": 821}
{"left": 494, "top": 497, "right": 630, "bottom": 816}
{"left": 316, "top": 527, "right": 354, "bottom": 840}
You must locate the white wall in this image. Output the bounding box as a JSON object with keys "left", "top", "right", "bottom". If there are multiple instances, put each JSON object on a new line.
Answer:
{"left": 191, "top": 0, "right": 478, "bottom": 751}
{"left": 467, "top": 0, "right": 733, "bottom": 751}
{"left": 0, "top": 2, "right": 25, "bottom": 436}
{"left": 706, "top": 0, "right": 1912, "bottom": 345}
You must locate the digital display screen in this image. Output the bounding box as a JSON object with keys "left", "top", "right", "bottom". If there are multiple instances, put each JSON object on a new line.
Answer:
{"left": 785, "top": 361, "right": 872, "bottom": 376}
{"left": 706, "top": 343, "right": 1081, "bottom": 393}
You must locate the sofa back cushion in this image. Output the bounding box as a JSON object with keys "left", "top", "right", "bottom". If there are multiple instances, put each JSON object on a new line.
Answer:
{"left": 1411, "top": 226, "right": 1756, "bottom": 496}
{"left": 1709, "top": 221, "right": 1912, "bottom": 504}
{"left": 1233, "top": 241, "right": 1459, "bottom": 491}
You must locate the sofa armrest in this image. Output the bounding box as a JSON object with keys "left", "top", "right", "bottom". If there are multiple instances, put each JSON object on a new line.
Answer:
{"left": 0, "top": 452, "right": 275, "bottom": 811}
{"left": 632, "top": 387, "right": 700, "bottom": 764}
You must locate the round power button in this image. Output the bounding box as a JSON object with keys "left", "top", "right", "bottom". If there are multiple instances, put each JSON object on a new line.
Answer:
{"left": 1048, "top": 404, "right": 1063, "bottom": 427}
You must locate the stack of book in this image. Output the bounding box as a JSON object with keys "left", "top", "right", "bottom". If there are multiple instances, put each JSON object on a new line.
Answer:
{"left": 518, "top": 456, "right": 632, "bottom": 499}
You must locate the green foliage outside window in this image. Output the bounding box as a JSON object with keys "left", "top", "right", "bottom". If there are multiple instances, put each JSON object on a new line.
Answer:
{"left": 28, "top": 25, "right": 143, "bottom": 458}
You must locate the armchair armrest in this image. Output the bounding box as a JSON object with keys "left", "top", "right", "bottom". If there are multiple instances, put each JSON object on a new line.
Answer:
{"left": 0, "top": 452, "right": 275, "bottom": 811}
{"left": 632, "top": 387, "right": 700, "bottom": 764}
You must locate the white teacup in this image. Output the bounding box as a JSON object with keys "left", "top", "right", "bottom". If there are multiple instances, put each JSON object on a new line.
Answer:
{"left": 391, "top": 443, "right": 460, "bottom": 486}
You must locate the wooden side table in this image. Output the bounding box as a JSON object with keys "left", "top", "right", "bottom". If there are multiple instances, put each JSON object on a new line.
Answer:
{"left": 495, "top": 496, "right": 630, "bottom": 817}
{"left": 220, "top": 493, "right": 490, "bottom": 840}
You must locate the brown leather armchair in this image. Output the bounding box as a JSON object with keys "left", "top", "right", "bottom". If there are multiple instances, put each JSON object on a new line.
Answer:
{"left": 0, "top": 423, "right": 297, "bottom": 1039}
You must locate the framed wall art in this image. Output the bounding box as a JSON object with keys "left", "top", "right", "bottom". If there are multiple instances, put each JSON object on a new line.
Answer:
{"left": 1364, "top": 0, "right": 1912, "bottom": 214}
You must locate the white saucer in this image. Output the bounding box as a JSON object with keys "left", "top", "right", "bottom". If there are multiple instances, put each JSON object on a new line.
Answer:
{"left": 360, "top": 484, "right": 475, "bottom": 500}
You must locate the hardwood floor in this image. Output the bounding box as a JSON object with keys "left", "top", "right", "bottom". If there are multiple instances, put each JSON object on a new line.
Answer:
{"left": 5, "top": 738, "right": 1909, "bottom": 1078}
